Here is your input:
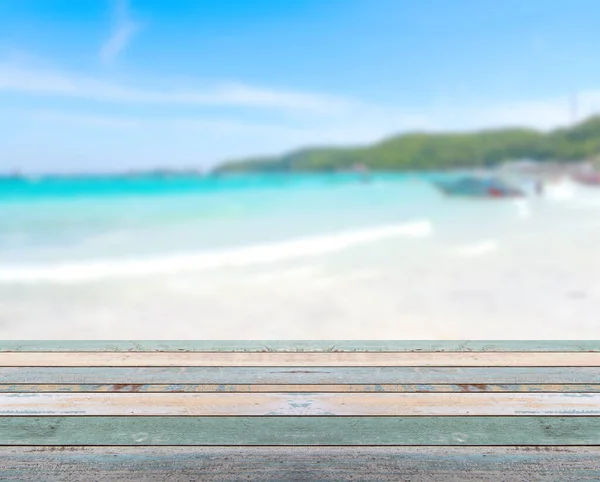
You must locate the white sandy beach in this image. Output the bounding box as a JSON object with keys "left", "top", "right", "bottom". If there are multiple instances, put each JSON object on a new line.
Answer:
{"left": 2, "top": 179, "right": 600, "bottom": 339}
{"left": 1, "top": 176, "right": 600, "bottom": 339}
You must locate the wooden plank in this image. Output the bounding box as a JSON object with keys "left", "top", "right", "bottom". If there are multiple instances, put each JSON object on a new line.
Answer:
{"left": 3, "top": 366, "right": 599, "bottom": 384}
{"left": 2, "top": 341, "right": 600, "bottom": 352}
{"left": 1, "top": 446, "right": 600, "bottom": 481}
{"left": 2, "top": 416, "right": 600, "bottom": 445}
{"left": 2, "top": 383, "right": 600, "bottom": 393}
{"left": 2, "top": 352, "right": 600, "bottom": 367}
{"left": 2, "top": 392, "right": 599, "bottom": 416}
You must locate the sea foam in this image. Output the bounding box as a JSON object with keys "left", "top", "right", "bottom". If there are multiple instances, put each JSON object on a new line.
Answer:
{"left": 0, "top": 220, "right": 433, "bottom": 283}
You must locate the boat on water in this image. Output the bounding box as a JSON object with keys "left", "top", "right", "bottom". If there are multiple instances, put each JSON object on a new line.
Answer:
{"left": 433, "top": 176, "right": 525, "bottom": 198}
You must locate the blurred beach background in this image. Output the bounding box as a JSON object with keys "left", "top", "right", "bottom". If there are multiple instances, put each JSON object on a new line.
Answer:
{"left": 2, "top": 0, "right": 600, "bottom": 339}
{"left": 2, "top": 171, "right": 600, "bottom": 339}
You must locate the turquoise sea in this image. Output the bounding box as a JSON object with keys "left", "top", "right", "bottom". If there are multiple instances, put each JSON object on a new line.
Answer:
{"left": 2, "top": 172, "right": 600, "bottom": 339}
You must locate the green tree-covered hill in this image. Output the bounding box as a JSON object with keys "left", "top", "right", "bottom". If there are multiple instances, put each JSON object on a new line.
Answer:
{"left": 213, "top": 116, "right": 600, "bottom": 173}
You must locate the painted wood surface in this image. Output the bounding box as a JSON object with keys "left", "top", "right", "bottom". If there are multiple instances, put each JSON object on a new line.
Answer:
{"left": 2, "top": 383, "right": 599, "bottom": 393}
{"left": 3, "top": 340, "right": 600, "bottom": 352}
{"left": 3, "top": 366, "right": 599, "bottom": 384}
{"left": 2, "top": 392, "right": 599, "bottom": 416}
{"left": 3, "top": 416, "right": 600, "bottom": 445}
{"left": 2, "top": 342, "right": 599, "bottom": 454}
{"left": 2, "top": 446, "right": 600, "bottom": 481}
{"left": 2, "top": 351, "right": 600, "bottom": 366}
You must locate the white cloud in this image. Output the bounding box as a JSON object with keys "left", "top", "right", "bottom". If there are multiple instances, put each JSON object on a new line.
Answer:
{"left": 24, "top": 109, "right": 141, "bottom": 128}
{"left": 4, "top": 52, "right": 600, "bottom": 173}
{"left": 99, "top": 0, "right": 140, "bottom": 64}
{"left": 355, "top": 93, "right": 600, "bottom": 135}
{"left": 12, "top": 90, "right": 600, "bottom": 145}
{"left": 0, "top": 61, "right": 353, "bottom": 114}
{"left": 6, "top": 88, "right": 600, "bottom": 174}
{"left": 4, "top": 54, "right": 597, "bottom": 126}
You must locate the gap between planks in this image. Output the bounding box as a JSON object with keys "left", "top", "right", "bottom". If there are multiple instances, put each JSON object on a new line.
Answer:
{"left": 2, "top": 352, "right": 600, "bottom": 367}
{"left": 1, "top": 392, "right": 600, "bottom": 416}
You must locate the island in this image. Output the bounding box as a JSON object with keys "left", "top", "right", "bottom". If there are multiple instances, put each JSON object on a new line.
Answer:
{"left": 213, "top": 115, "right": 600, "bottom": 174}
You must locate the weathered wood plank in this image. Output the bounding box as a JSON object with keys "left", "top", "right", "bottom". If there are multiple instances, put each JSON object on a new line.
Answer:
{"left": 2, "top": 416, "right": 600, "bottom": 445}
{"left": 2, "top": 352, "right": 600, "bottom": 367}
{"left": 3, "top": 366, "right": 599, "bottom": 384}
{"left": 1, "top": 446, "right": 600, "bottom": 481}
{"left": 2, "top": 341, "right": 600, "bottom": 352}
{"left": 2, "top": 383, "right": 600, "bottom": 393}
{"left": 1, "top": 392, "right": 599, "bottom": 416}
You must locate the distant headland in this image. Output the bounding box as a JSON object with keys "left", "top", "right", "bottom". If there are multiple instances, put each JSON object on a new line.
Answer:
{"left": 213, "top": 115, "right": 600, "bottom": 174}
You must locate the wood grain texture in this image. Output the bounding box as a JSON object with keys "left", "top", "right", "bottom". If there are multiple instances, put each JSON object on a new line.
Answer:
{"left": 2, "top": 342, "right": 599, "bottom": 455}
{"left": 2, "top": 416, "right": 600, "bottom": 445}
{"left": 3, "top": 341, "right": 600, "bottom": 352}
{"left": 2, "top": 351, "right": 600, "bottom": 366}
{"left": 1, "top": 446, "right": 600, "bottom": 481}
{"left": 3, "top": 366, "right": 599, "bottom": 384}
{"left": 3, "top": 383, "right": 600, "bottom": 393}
{"left": 1, "top": 392, "right": 599, "bottom": 416}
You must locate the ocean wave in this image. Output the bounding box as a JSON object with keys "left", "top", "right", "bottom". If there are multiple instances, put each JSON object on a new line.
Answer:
{"left": 0, "top": 220, "right": 433, "bottom": 283}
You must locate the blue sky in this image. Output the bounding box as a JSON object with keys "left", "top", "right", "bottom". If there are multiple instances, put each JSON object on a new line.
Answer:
{"left": 2, "top": 0, "right": 600, "bottom": 173}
